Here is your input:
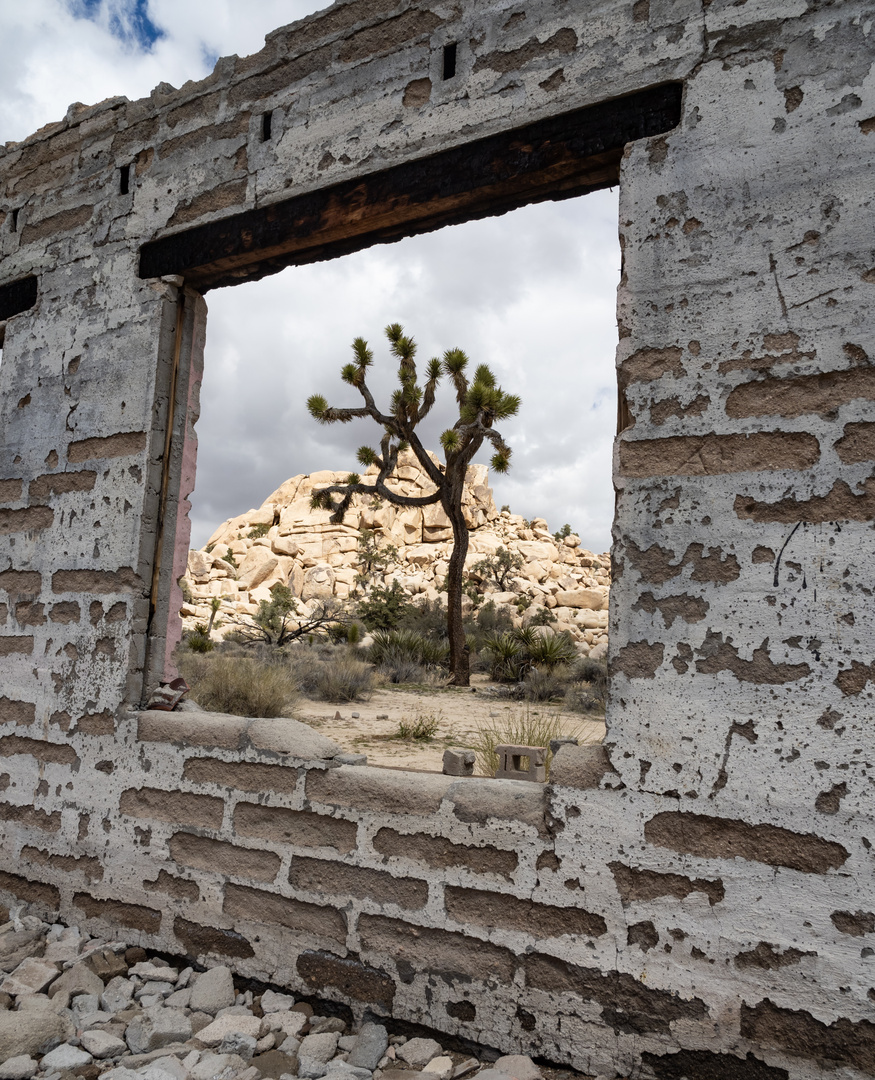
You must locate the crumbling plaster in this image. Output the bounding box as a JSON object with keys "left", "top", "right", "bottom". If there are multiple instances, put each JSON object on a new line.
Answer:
{"left": 1, "top": 0, "right": 875, "bottom": 1077}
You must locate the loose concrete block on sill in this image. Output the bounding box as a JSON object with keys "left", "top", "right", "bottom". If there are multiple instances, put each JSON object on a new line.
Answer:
{"left": 138, "top": 710, "right": 343, "bottom": 761}
{"left": 138, "top": 710, "right": 249, "bottom": 750}
{"left": 246, "top": 717, "right": 343, "bottom": 761}
{"left": 494, "top": 744, "right": 546, "bottom": 783}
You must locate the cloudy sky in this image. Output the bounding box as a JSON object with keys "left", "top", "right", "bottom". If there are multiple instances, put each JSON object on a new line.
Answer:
{"left": 2, "top": 0, "right": 620, "bottom": 554}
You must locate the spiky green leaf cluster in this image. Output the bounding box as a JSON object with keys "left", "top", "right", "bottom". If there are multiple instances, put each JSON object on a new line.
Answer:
{"left": 307, "top": 394, "right": 328, "bottom": 422}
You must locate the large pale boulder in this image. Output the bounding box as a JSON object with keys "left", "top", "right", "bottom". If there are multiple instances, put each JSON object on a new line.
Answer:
{"left": 556, "top": 588, "right": 607, "bottom": 610}
{"left": 237, "top": 548, "right": 279, "bottom": 590}
{"left": 302, "top": 565, "right": 335, "bottom": 601}
{"left": 516, "top": 540, "right": 557, "bottom": 562}
{"left": 187, "top": 550, "right": 212, "bottom": 579}
{"left": 422, "top": 503, "right": 452, "bottom": 541}
{"left": 271, "top": 535, "right": 300, "bottom": 557}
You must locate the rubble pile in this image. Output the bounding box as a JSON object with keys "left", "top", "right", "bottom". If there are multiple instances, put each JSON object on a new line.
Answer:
{"left": 0, "top": 909, "right": 582, "bottom": 1080}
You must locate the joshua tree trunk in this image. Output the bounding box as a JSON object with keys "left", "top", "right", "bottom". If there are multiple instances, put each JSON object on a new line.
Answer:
{"left": 445, "top": 496, "right": 471, "bottom": 687}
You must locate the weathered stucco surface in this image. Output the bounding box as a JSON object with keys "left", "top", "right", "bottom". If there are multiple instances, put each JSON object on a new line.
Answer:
{"left": 1, "top": 0, "right": 875, "bottom": 1077}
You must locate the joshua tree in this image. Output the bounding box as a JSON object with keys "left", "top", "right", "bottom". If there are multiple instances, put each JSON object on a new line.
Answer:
{"left": 307, "top": 323, "right": 520, "bottom": 686}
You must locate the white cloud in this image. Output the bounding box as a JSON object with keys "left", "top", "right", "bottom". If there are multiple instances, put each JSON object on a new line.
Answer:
{"left": 2, "top": 1, "right": 620, "bottom": 556}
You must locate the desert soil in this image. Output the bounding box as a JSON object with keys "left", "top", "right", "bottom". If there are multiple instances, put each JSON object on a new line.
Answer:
{"left": 299, "top": 673, "right": 605, "bottom": 772}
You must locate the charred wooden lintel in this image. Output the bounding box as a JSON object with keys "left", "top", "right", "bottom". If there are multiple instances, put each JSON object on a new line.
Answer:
{"left": 139, "top": 82, "right": 682, "bottom": 292}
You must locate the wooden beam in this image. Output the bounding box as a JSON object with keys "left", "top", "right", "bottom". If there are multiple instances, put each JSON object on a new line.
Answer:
{"left": 140, "top": 82, "right": 682, "bottom": 292}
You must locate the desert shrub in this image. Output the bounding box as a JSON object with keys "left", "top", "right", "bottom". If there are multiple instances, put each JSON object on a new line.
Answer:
{"left": 529, "top": 606, "right": 558, "bottom": 626}
{"left": 357, "top": 579, "right": 413, "bottom": 631}
{"left": 369, "top": 629, "right": 449, "bottom": 668}
{"left": 248, "top": 522, "right": 271, "bottom": 539}
{"left": 553, "top": 523, "right": 573, "bottom": 541}
{"left": 397, "top": 710, "right": 441, "bottom": 740}
{"left": 379, "top": 652, "right": 427, "bottom": 685}
{"left": 177, "top": 653, "right": 298, "bottom": 717}
{"left": 185, "top": 623, "right": 214, "bottom": 653}
{"left": 287, "top": 651, "right": 373, "bottom": 702}
{"left": 523, "top": 666, "right": 569, "bottom": 702}
{"left": 467, "top": 706, "right": 582, "bottom": 778}
{"left": 399, "top": 597, "right": 448, "bottom": 639}
{"left": 566, "top": 655, "right": 608, "bottom": 714}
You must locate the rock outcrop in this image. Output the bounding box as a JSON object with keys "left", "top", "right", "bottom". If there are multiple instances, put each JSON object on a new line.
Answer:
{"left": 180, "top": 452, "right": 610, "bottom": 654}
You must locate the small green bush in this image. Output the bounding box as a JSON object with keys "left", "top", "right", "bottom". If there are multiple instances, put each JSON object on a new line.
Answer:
{"left": 397, "top": 711, "right": 441, "bottom": 740}
{"left": 357, "top": 579, "right": 413, "bottom": 631}
{"left": 529, "top": 606, "right": 557, "bottom": 626}
{"left": 178, "top": 653, "right": 298, "bottom": 717}
{"left": 248, "top": 522, "right": 271, "bottom": 539}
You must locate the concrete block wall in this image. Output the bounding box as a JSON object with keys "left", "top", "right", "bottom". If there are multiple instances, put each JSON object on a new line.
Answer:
{"left": 2, "top": 0, "right": 875, "bottom": 1076}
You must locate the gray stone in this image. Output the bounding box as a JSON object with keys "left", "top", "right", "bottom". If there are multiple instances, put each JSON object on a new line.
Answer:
{"left": 125, "top": 1007, "right": 192, "bottom": 1054}
{"left": 347, "top": 1023, "right": 388, "bottom": 1071}
{"left": 129, "top": 962, "right": 178, "bottom": 983}
{"left": 218, "top": 1033, "right": 257, "bottom": 1060}
{"left": 164, "top": 987, "right": 191, "bottom": 1010}
{"left": 299, "top": 1032, "right": 341, "bottom": 1063}
{"left": 0, "top": 931, "right": 46, "bottom": 975}
{"left": 397, "top": 1039, "right": 443, "bottom": 1070}
{"left": 325, "top": 1064, "right": 372, "bottom": 1080}
{"left": 188, "top": 966, "right": 235, "bottom": 1016}
{"left": 310, "top": 1016, "right": 346, "bottom": 1035}
{"left": 422, "top": 1058, "right": 453, "bottom": 1080}
{"left": 80, "top": 1029, "right": 128, "bottom": 1059}
{"left": 136, "top": 980, "right": 175, "bottom": 999}
{"left": 72, "top": 992, "right": 100, "bottom": 1018}
{"left": 48, "top": 960, "right": 103, "bottom": 1000}
{"left": 197, "top": 1013, "right": 261, "bottom": 1048}
{"left": 338, "top": 1036, "right": 357, "bottom": 1053}
{"left": 0, "top": 1009, "right": 73, "bottom": 1059}
{"left": 0, "top": 1056, "right": 38, "bottom": 1080}
{"left": 139, "top": 1057, "right": 189, "bottom": 1080}
{"left": 189, "top": 1053, "right": 249, "bottom": 1080}
{"left": 270, "top": 1011, "right": 308, "bottom": 1040}
{"left": 101, "top": 976, "right": 136, "bottom": 1013}
{"left": 442, "top": 748, "right": 475, "bottom": 777}
{"left": 0, "top": 957, "right": 59, "bottom": 997}
{"left": 260, "top": 989, "right": 295, "bottom": 1013}
{"left": 493, "top": 1057, "right": 541, "bottom": 1080}
{"left": 40, "top": 1043, "right": 93, "bottom": 1070}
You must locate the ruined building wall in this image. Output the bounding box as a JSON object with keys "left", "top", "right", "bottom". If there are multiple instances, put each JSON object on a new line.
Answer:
{"left": 2, "top": 0, "right": 875, "bottom": 1077}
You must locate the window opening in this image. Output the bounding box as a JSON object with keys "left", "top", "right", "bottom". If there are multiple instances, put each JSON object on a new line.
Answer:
{"left": 442, "top": 43, "right": 457, "bottom": 80}
{"left": 180, "top": 189, "right": 618, "bottom": 773}
{"left": 119, "top": 164, "right": 131, "bottom": 196}
{"left": 262, "top": 111, "right": 273, "bottom": 142}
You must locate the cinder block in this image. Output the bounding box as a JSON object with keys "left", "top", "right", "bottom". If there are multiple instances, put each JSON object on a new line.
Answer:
{"left": 494, "top": 744, "right": 546, "bottom": 783}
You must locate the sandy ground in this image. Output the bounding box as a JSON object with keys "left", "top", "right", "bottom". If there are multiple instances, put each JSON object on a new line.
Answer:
{"left": 298, "top": 673, "right": 605, "bottom": 772}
